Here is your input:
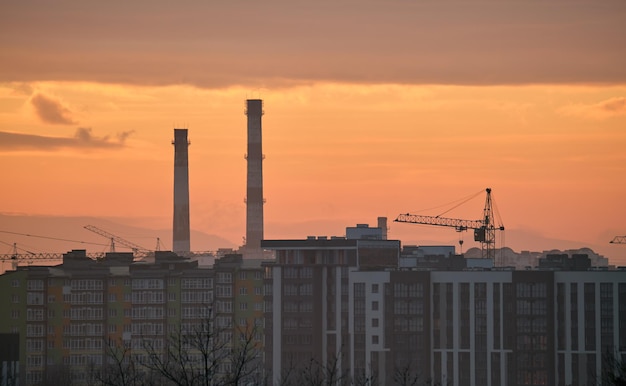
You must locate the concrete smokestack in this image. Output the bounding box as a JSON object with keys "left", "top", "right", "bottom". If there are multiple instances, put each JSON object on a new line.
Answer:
{"left": 172, "top": 128, "right": 190, "bottom": 254}
{"left": 244, "top": 100, "right": 264, "bottom": 258}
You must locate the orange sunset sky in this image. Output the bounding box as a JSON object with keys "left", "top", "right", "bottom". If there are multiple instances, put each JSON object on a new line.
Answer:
{"left": 1, "top": 1, "right": 625, "bottom": 264}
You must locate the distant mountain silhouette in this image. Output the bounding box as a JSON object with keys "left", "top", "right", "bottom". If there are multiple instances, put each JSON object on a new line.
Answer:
{"left": 0, "top": 213, "right": 236, "bottom": 256}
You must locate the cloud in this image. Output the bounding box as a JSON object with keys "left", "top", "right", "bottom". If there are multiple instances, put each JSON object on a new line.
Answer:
{"left": 30, "top": 93, "right": 77, "bottom": 125}
{"left": 0, "top": 128, "right": 134, "bottom": 151}
{"left": 1, "top": 1, "right": 625, "bottom": 87}
{"left": 8, "top": 82, "right": 33, "bottom": 96}
{"left": 558, "top": 97, "right": 626, "bottom": 120}
{"left": 597, "top": 97, "right": 626, "bottom": 113}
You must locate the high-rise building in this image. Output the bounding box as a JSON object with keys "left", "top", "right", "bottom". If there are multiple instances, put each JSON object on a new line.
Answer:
{"left": 261, "top": 231, "right": 626, "bottom": 386}
{"left": 261, "top": 233, "right": 400, "bottom": 384}
{"left": 0, "top": 249, "right": 268, "bottom": 386}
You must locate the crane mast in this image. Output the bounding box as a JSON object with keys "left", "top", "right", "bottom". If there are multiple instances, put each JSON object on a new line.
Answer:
{"left": 395, "top": 188, "right": 505, "bottom": 262}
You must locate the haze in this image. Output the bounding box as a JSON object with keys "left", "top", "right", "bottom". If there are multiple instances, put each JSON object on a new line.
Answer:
{"left": 1, "top": 1, "right": 625, "bottom": 264}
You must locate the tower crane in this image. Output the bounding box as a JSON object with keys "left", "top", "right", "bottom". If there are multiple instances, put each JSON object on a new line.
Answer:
{"left": 83, "top": 225, "right": 151, "bottom": 255}
{"left": 395, "top": 188, "right": 505, "bottom": 263}
{"left": 610, "top": 236, "right": 626, "bottom": 244}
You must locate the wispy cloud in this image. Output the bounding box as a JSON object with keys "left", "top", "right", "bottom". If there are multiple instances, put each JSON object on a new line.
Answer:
{"left": 0, "top": 128, "right": 134, "bottom": 151}
{"left": 597, "top": 97, "right": 626, "bottom": 113}
{"left": 558, "top": 97, "right": 626, "bottom": 120}
{"left": 30, "top": 93, "right": 77, "bottom": 125}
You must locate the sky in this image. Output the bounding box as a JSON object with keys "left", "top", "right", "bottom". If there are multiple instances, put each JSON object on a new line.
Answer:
{"left": 1, "top": 1, "right": 626, "bottom": 264}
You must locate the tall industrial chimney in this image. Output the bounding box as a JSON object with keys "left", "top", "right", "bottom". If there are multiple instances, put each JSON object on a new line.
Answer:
{"left": 172, "top": 128, "right": 190, "bottom": 254}
{"left": 244, "top": 100, "right": 264, "bottom": 258}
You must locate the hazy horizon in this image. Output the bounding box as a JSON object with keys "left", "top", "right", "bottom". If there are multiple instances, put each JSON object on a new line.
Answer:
{"left": 1, "top": 1, "right": 625, "bottom": 269}
{"left": 1, "top": 213, "right": 623, "bottom": 268}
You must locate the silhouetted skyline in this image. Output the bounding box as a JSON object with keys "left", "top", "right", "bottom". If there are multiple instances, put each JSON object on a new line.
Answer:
{"left": 0, "top": 1, "right": 625, "bottom": 265}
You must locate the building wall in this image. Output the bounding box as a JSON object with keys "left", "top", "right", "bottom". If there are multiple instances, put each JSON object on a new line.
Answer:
{"left": 0, "top": 251, "right": 263, "bottom": 385}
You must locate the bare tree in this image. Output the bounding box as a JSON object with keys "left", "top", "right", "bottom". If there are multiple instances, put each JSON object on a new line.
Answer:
{"left": 392, "top": 361, "right": 423, "bottom": 386}
{"left": 352, "top": 365, "right": 378, "bottom": 386}
{"left": 91, "top": 337, "right": 152, "bottom": 386}
{"left": 597, "top": 349, "right": 626, "bottom": 386}
{"left": 223, "top": 323, "right": 264, "bottom": 385}
{"left": 138, "top": 312, "right": 263, "bottom": 386}
{"left": 140, "top": 318, "right": 223, "bottom": 386}
{"left": 287, "top": 352, "right": 349, "bottom": 386}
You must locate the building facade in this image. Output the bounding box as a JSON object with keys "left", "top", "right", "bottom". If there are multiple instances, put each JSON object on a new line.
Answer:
{"left": 0, "top": 250, "right": 266, "bottom": 386}
{"left": 262, "top": 236, "right": 626, "bottom": 386}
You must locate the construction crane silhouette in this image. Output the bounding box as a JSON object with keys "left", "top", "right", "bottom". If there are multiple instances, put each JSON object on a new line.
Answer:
{"left": 395, "top": 188, "right": 505, "bottom": 264}
{"left": 610, "top": 236, "right": 626, "bottom": 244}
{"left": 0, "top": 231, "right": 106, "bottom": 263}
{"left": 83, "top": 225, "right": 151, "bottom": 255}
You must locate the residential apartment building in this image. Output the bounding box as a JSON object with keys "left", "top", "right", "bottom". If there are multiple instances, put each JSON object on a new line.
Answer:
{"left": 261, "top": 226, "right": 400, "bottom": 384}
{"left": 0, "top": 249, "right": 266, "bottom": 386}
{"left": 262, "top": 234, "right": 626, "bottom": 386}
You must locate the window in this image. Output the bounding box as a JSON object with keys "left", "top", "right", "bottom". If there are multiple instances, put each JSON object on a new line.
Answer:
{"left": 11, "top": 279, "right": 20, "bottom": 287}
{"left": 240, "top": 287, "right": 248, "bottom": 295}
{"left": 372, "top": 301, "right": 379, "bottom": 311}
{"left": 108, "top": 293, "right": 117, "bottom": 302}
{"left": 240, "top": 302, "right": 248, "bottom": 311}
{"left": 372, "top": 318, "right": 379, "bottom": 328}
{"left": 284, "top": 284, "right": 298, "bottom": 296}
{"left": 48, "top": 295, "right": 55, "bottom": 303}
{"left": 372, "top": 284, "right": 379, "bottom": 293}
{"left": 131, "top": 279, "right": 163, "bottom": 290}
{"left": 255, "top": 271, "right": 262, "bottom": 280}
{"left": 240, "top": 271, "right": 247, "bottom": 280}
{"left": 216, "top": 272, "right": 232, "bottom": 284}
{"left": 27, "top": 292, "right": 44, "bottom": 305}
{"left": 11, "top": 294, "right": 19, "bottom": 303}
{"left": 216, "top": 285, "right": 232, "bottom": 297}
{"left": 27, "top": 309, "right": 44, "bottom": 321}
{"left": 254, "top": 287, "right": 262, "bottom": 296}
{"left": 27, "top": 280, "right": 44, "bottom": 291}
{"left": 355, "top": 283, "right": 365, "bottom": 297}
{"left": 372, "top": 335, "right": 379, "bottom": 344}
{"left": 109, "top": 279, "right": 116, "bottom": 286}
{"left": 300, "top": 283, "right": 313, "bottom": 296}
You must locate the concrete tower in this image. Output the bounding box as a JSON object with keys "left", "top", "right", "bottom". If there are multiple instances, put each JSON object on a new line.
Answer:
{"left": 245, "top": 99, "right": 264, "bottom": 258}
{"left": 172, "top": 128, "right": 190, "bottom": 254}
